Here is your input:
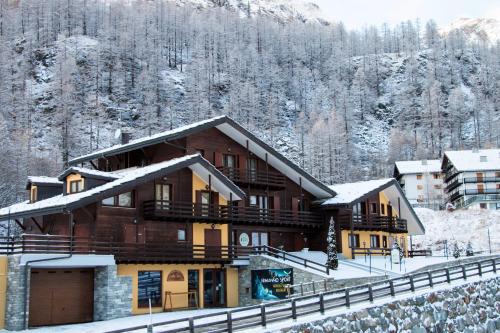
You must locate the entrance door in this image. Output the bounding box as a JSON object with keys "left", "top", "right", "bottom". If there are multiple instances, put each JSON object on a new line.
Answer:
{"left": 204, "top": 229, "right": 221, "bottom": 258}
{"left": 29, "top": 269, "right": 94, "bottom": 327}
{"left": 203, "top": 269, "right": 225, "bottom": 307}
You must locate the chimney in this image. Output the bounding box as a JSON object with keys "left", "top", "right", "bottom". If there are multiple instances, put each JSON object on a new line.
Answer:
{"left": 121, "top": 131, "right": 131, "bottom": 144}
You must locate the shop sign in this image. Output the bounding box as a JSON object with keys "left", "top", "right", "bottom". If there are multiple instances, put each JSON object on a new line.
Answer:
{"left": 251, "top": 268, "right": 293, "bottom": 300}
{"left": 167, "top": 270, "right": 185, "bottom": 282}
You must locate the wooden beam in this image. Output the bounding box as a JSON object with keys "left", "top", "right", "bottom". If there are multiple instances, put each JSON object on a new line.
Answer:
{"left": 31, "top": 217, "right": 44, "bottom": 233}
{"left": 89, "top": 160, "right": 98, "bottom": 170}
{"left": 14, "top": 219, "right": 26, "bottom": 230}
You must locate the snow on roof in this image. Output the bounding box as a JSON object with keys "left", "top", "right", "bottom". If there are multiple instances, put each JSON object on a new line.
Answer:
{"left": 444, "top": 148, "right": 500, "bottom": 172}
{"left": 27, "top": 176, "right": 63, "bottom": 186}
{"left": 394, "top": 160, "right": 442, "bottom": 175}
{"left": 58, "top": 166, "right": 121, "bottom": 181}
{"left": 322, "top": 178, "right": 394, "bottom": 205}
{"left": 69, "top": 116, "right": 226, "bottom": 164}
{"left": 0, "top": 154, "right": 243, "bottom": 219}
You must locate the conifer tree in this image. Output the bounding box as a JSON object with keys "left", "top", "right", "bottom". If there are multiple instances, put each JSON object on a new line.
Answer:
{"left": 326, "top": 217, "right": 338, "bottom": 270}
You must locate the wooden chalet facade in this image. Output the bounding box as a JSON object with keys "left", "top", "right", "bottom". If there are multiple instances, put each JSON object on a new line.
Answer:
{"left": 0, "top": 116, "right": 424, "bottom": 329}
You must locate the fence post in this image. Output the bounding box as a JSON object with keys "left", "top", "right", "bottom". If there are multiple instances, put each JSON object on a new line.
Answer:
{"left": 409, "top": 275, "right": 415, "bottom": 292}
{"left": 389, "top": 280, "right": 395, "bottom": 297}
{"left": 319, "top": 293, "right": 325, "bottom": 314}
{"left": 324, "top": 279, "right": 328, "bottom": 292}
{"left": 312, "top": 281, "right": 316, "bottom": 294}
{"left": 260, "top": 304, "right": 267, "bottom": 327}
{"left": 428, "top": 272, "right": 433, "bottom": 288}
{"left": 477, "top": 262, "right": 482, "bottom": 277}
{"left": 300, "top": 283, "right": 304, "bottom": 296}
{"left": 462, "top": 265, "right": 467, "bottom": 280}
{"left": 345, "top": 288, "right": 350, "bottom": 308}
{"left": 189, "top": 317, "right": 194, "bottom": 333}
{"left": 492, "top": 259, "right": 497, "bottom": 273}
{"left": 368, "top": 284, "right": 373, "bottom": 303}
{"left": 227, "top": 311, "right": 233, "bottom": 333}
{"left": 291, "top": 299, "right": 297, "bottom": 320}
{"left": 326, "top": 266, "right": 329, "bottom": 275}
{"left": 445, "top": 268, "right": 451, "bottom": 284}
{"left": 287, "top": 285, "right": 291, "bottom": 299}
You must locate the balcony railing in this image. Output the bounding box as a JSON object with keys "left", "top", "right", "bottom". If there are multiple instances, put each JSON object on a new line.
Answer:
{"left": 337, "top": 215, "right": 408, "bottom": 233}
{"left": 216, "top": 167, "right": 286, "bottom": 188}
{"left": 143, "top": 200, "right": 324, "bottom": 227}
{"left": 463, "top": 189, "right": 500, "bottom": 195}
{"left": 463, "top": 177, "right": 500, "bottom": 183}
{"left": 445, "top": 178, "right": 462, "bottom": 192}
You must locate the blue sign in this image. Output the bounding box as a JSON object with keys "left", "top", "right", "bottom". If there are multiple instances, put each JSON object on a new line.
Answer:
{"left": 251, "top": 268, "right": 293, "bottom": 300}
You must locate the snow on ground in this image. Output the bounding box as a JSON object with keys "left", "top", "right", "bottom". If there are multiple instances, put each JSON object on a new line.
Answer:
{"left": 413, "top": 208, "right": 500, "bottom": 253}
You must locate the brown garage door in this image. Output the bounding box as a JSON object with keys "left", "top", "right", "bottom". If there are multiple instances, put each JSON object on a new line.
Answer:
{"left": 29, "top": 269, "right": 94, "bottom": 327}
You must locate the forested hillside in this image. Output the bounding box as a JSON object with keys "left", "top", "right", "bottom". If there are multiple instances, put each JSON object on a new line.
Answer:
{"left": 0, "top": 0, "right": 499, "bottom": 205}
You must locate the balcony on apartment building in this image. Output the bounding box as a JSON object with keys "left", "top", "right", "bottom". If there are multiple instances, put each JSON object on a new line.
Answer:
{"left": 337, "top": 214, "right": 408, "bottom": 233}
{"left": 463, "top": 176, "right": 500, "bottom": 184}
{"left": 143, "top": 200, "right": 324, "bottom": 228}
{"left": 216, "top": 167, "right": 286, "bottom": 188}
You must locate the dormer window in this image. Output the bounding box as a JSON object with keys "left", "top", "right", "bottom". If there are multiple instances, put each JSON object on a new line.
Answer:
{"left": 69, "top": 180, "right": 83, "bottom": 193}
{"left": 480, "top": 156, "right": 487, "bottom": 162}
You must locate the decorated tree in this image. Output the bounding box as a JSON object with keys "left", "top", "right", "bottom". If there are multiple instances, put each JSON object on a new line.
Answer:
{"left": 326, "top": 217, "right": 338, "bottom": 270}
{"left": 453, "top": 242, "right": 461, "bottom": 259}
{"left": 466, "top": 241, "right": 474, "bottom": 256}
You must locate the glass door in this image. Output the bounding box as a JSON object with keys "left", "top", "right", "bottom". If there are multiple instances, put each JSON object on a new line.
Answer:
{"left": 203, "top": 269, "right": 225, "bottom": 307}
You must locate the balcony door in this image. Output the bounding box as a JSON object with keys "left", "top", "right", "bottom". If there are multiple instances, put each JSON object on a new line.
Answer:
{"left": 197, "top": 191, "right": 219, "bottom": 217}
{"left": 247, "top": 158, "right": 258, "bottom": 181}
{"left": 477, "top": 184, "right": 484, "bottom": 194}
{"left": 223, "top": 154, "right": 237, "bottom": 178}
{"left": 476, "top": 172, "right": 484, "bottom": 182}
{"left": 155, "top": 184, "right": 172, "bottom": 210}
{"left": 204, "top": 229, "right": 221, "bottom": 258}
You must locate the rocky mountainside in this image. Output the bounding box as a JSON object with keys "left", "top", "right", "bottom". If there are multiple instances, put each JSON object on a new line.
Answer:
{"left": 441, "top": 18, "right": 500, "bottom": 44}
{"left": 0, "top": 0, "right": 499, "bottom": 205}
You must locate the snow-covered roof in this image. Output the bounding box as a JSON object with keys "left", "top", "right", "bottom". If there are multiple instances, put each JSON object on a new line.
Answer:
{"left": 394, "top": 160, "right": 442, "bottom": 175}
{"left": 0, "top": 154, "right": 245, "bottom": 220}
{"left": 322, "top": 178, "right": 394, "bottom": 205}
{"left": 69, "top": 115, "right": 335, "bottom": 199}
{"left": 27, "top": 176, "right": 63, "bottom": 186}
{"left": 443, "top": 149, "right": 500, "bottom": 172}
{"left": 58, "top": 166, "right": 121, "bottom": 181}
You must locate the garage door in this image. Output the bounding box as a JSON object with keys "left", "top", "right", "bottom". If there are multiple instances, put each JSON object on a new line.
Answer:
{"left": 29, "top": 269, "right": 94, "bottom": 327}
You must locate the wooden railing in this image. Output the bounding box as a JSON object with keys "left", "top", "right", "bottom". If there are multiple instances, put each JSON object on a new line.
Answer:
{"left": 104, "top": 257, "right": 499, "bottom": 333}
{"left": 143, "top": 200, "right": 324, "bottom": 227}
{"left": 337, "top": 215, "right": 408, "bottom": 233}
{"left": 216, "top": 167, "right": 286, "bottom": 188}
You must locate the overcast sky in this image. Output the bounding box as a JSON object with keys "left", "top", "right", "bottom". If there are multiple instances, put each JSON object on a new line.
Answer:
{"left": 311, "top": 0, "right": 500, "bottom": 29}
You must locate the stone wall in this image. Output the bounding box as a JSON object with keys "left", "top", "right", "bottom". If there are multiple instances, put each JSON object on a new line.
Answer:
{"left": 5, "top": 255, "right": 27, "bottom": 331}
{"left": 94, "top": 265, "right": 133, "bottom": 321}
{"left": 238, "top": 255, "right": 385, "bottom": 306}
{"left": 277, "top": 277, "right": 500, "bottom": 333}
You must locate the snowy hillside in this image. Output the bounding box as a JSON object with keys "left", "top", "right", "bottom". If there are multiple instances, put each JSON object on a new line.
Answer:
{"left": 412, "top": 208, "right": 500, "bottom": 253}
{"left": 441, "top": 18, "right": 500, "bottom": 43}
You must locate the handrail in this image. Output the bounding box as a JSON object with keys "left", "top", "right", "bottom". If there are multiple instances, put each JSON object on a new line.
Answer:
{"left": 104, "top": 256, "right": 499, "bottom": 333}
{"left": 336, "top": 215, "right": 408, "bottom": 233}
{"left": 216, "top": 166, "right": 286, "bottom": 187}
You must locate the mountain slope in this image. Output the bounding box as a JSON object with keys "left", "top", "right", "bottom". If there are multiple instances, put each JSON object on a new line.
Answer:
{"left": 441, "top": 18, "right": 500, "bottom": 43}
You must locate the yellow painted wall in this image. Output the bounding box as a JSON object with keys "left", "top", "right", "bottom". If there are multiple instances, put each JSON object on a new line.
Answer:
{"left": 193, "top": 223, "right": 229, "bottom": 247}
{"left": 0, "top": 256, "right": 7, "bottom": 329}
{"left": 192, "top": 173, "right": 228, "bottom": 205}
{"left": 117, "top": 264, "right": 239, "bottom": 314}
{"left": 341, "top": 230, "right": 408, "bottom": 259}
{"left": 30, "top": 185, "right": 37, "bottom": 202}
{"left": 379, "top": 192, "right": 399, "bottom": 217}
{"left": 66, "top": 173, "right": 84, "bottom": 193}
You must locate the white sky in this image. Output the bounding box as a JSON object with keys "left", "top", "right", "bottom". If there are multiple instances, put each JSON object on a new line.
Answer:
{"left": 311, "top": 0, "right": 500, "bottom": 29}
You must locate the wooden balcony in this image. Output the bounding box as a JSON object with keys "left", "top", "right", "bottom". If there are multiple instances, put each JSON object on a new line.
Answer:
{"left": 143, "top": 200, "right": 324, "bottom": 228}
{"left": 216, "top": 167, "right": 286, "bottom": 188}
{"left": 0, "top": 235, "right": 239, "bottom": 264}
{"left": 337, "top": 215, "right": 408, "bottom": 233}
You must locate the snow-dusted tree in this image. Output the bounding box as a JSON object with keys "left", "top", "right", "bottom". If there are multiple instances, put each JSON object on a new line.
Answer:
{"left": 326, "top": 217, "right": 338, "bottom": 270}
{"left": 465, "top": 242, "right": 474, "bottom": 257}
{"left": 453, "top": 242, "right": 461, "bottom": 259}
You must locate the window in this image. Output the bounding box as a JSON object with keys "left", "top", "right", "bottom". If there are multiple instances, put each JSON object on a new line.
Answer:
{"left": 69, "top": 180, "right": 83, "bottom": 193}
{"left": 178, "top": 229, "right": 186, "bottom": 241}
{"left": 348, "top": 234, "right": 360, "bottom": 248}
{"left": 102, "top": 192, "right": 134, "bottom": 207}
{"left": 251, "top": 232, "right": 268, "bottom": 246}
{"left": 495, "top": 172, "right": 500, "bottom": 178}
{"left": 497, "top": 184, "right": 500, "bottom": 190}
{"left": 417, "top": 185, "right": 423, "bottom": 190}
{"left": 370, "top": 203, "right": 377, "bottom": 214}
{"left": 138, "top": 271, "right": 162, "bottom": 308}
{"left": 370, "top": 235, "right": 380, "bottom": 248}
{"left": 434, "top": 184, "right": 442, "bottom": 189}
{"left": 416, "top": 174, "right": 423, "bottom": 180}
{"left": 223, "top": 154, "right": 236, "bottom": 168}
{"left": 380, "top": 204, "right": 385, "bottom": 215}
{"left": 479, "top": 203, "right": 487, "bottom": 209}
{"left": 433, "top": 174, "right": 440, "bottom": 179}
{"left": 155, "top": 184, "right": 171, "bottom": 202}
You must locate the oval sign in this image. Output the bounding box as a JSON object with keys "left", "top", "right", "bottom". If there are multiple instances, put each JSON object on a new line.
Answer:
{"left": 239, "top": 233, "right": 250, "bottom": 247}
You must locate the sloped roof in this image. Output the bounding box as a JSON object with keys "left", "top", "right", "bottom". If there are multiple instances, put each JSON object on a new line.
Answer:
{"left": 322, "top": 178, "right": 394, "bottom": 206}
{"left": 394, "top": 160, "right": 442, "bottom": 175}
{"left": 26, "top": 176, "right": 63, "bottom": 189}
{"left": 443, "top": 149, "right": 500, "bottom": 172}
{"left": 58, "top": 166, "right": 121, "bottom": 181}
{"left": 69, "top": 115, "right": 335, "bottom": 199}
{"left": 0, "top": 154, "right": 245, "bottom": 220}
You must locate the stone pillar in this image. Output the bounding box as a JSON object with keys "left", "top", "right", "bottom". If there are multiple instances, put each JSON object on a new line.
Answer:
{"left": 5, "top": 255, "right": 28, "bottom": 331}
{"left": 94, "top": 265, "right": 133, "bottom": 321}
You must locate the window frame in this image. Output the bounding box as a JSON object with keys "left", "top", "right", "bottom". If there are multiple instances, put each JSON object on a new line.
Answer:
{"left": 177, "top": 229, "right": 187, "bottom": 242}
{"left": 370, "top": 203, "right": 378, "bottom": 214}
{"left": 370, "top": 235, "right": 380, "bottom": 248}
{"left": 348, "top": 234, "right": 360, "bottom": 248}
{"left": 101, "top": 191, "right": 135, "bottom": 208}
{"left": 137, "top": 271, "right": 162, "bottom": 308}
{"left": 69, "top": 180, "right": 83, "bottom": 193}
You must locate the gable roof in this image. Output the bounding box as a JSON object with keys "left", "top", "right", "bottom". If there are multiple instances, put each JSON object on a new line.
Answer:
{"left": 0, "top": 154, "right": 245, "bottom": 220}
{"left": 394, "top": 160, "right": 442, "bottom": 175}
{"left": 26, "top": 176, "right": 63, "bottom": 190}
{"left": 321, "top": 178, "right": 425, "bottom": 235}
{"left": 58, "top": 167, "right": 121, "bottom": 181}
{"left": 443, "top": 148, "right": 500, "bottom": 172}
{"left": 69, "top": 115, "right": 335, "bottom": 199}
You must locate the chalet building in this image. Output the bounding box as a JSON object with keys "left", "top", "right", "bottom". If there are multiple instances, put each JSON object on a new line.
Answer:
{"left": 319, "top": 179, "right": 425, "bottom": 259}
{"left": 393, "top": 160, "right": 444, "bottom": 210}
{"left": 0, "top": 116, "right": 424, "bottom": 330}
{"left": 442, "top": 149, "right": 500, "bottom": 210}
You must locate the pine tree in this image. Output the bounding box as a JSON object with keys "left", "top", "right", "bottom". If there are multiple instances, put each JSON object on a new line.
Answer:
{"left": 326, "top": 217, "right": 338, "bottom": 270}
{"left": 465, "top": 241, "right": 474, "bottom": 257}
{"left": 453, "top": 242, "right": 461, "bottom": 259}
